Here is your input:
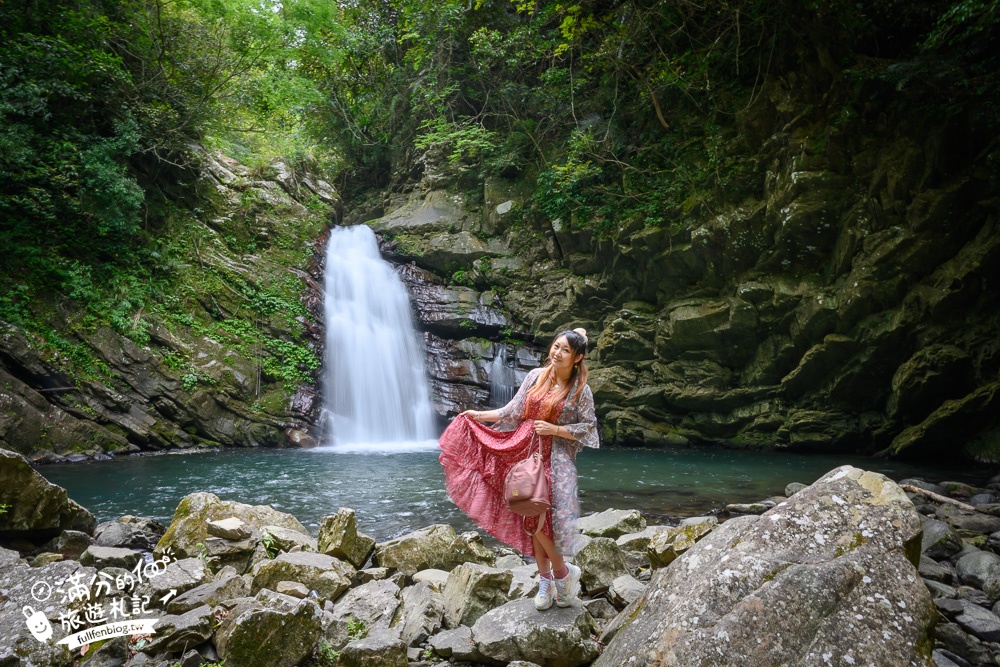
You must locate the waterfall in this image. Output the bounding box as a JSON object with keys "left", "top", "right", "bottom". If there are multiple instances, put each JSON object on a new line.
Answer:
{"left": 488, "top": 345, "right": 518, "bottom": 408}
{"left": 321, "top": 225, "right": 437, "bottom": 450}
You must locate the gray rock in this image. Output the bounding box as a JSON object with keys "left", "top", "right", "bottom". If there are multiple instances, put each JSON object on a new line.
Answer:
{"left": 577, "top": 509, "right": 646, "bottom": 539}
{"left": 337, "top": 631, "right": 408, "bottom": 667}
{"left": 608, "top": 574, "right": 645, "bottom": 609}
{"left": 934, "top": 622, "right": 993, "bottom": 666}
{"left": 471, "top": 598, "right": 600, "bottom": 667}
{"left": 80, "top": 545, "right": 143, "bottom": 570}
{"left": 45, "top": 529, "right": 94, "bottom": 558}
{"left": 144, "top": 557, "right": 210, "bottom": 601}
{"left": 411, "top": 568, "right": 450, "bottom": 590}
{"left": 207, "top": 517, "right": 252, "bottom": 540}
{"left": 262, "top": 524, "right": 318, "bottom": 553}
{"left": 95, "top": 516, "right": 165, "bottom": 550}
{"left": 576, "top": 538, "right": 628, "bottom": 595}
{"left": 647, "top": 520, "right": 716, "bottom": 569}
{"left": 616, "top": 525, "right": 674, "bottom": 553}
{"left": 725, "top": 502, "right": 771, "bottom": 514}
{"left": 924, "top": 578, "right": 957, "bottom": 599}
{"left": 167, "top": 569, "right": 248, "bottom": 613}
{"left": 930, "top": 649, "right": 966, "bottom": 667}
{"left": 955, "top": 550, "right": 1000, "bottom": 588}
{"left": 954, "top": 600, "right": 1000, "bottom": 642}
{"left": 428, "top": 625, "right": 480, "bottom": 661}
{"left": 329, "top": 579, "right": 401, "bottom": 632}
{"left": 970, "top": 493, "right": 997, "bottom": 506}
{"left": 918, "top": 554, "right": 954, "bottom": 582}
{"left": 251, "top": 551, "right": 355, "bottom": 602}
{"left": 595, "top": 466, "right": 934, "bottom": 667}
{"left": 215, "top": 596, "right": 324, "bottom": 667}
{"left": 583, "top": 597, "right": 619, "bottom": 621}
{"left": 392, "top": 581, "right": 444, "bottom": 646}
{"left": 318, "top": 508, "right": 375, "bottom": 569}
{"left": 508, "top": 564, "right": 540, "bottom": 600}
{"left": 495, "top": 554, "right": 526, "bottom": 569}
{"left": 373, "top": 524, "right": 494, "bottom": 576}
{"left": 785, "top": 482, "right": 808, "bottom": 496}
{"left": 276, "top": 581, "right": 309, "bottom": 598}
{"left": 920, "top": 518, "right": 964, "bottom": 559}
{"left": 0, "top": 449, "right": 96, "bottom": 538}
{"left": 141, "top": 604, "right": 213, "bottom": 654}
{"left": 443, "top": 562, "right": 512, "bottom": 628}
{"left": 936, "top": 503, "right": 1000, "bottom": 535}
{"left": 956, "top": 586, "right": 992, "bottom": 607}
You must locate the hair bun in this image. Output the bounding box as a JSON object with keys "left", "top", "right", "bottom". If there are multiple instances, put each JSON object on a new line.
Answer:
{"left": 573, "top": 328, "right": 588, "bottom": 344}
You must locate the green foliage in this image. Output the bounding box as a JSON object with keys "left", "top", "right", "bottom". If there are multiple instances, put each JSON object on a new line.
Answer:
{"left": 0, "top": 503, "right": 9, "bottom": 515}
{"left": 347, "top": 617, "right": 368, "bottom": 640}
{"left": 261, "top": 530, "right": 279, "bottom": 558}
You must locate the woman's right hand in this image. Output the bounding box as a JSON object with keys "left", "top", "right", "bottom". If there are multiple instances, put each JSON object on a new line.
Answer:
{"left": 460, "top": 410, "right": 481, "bottom": 421}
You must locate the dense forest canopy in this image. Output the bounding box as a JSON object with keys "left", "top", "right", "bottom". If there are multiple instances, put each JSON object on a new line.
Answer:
{"left": 1, "top": 0, "right": 998, "bottom": 346}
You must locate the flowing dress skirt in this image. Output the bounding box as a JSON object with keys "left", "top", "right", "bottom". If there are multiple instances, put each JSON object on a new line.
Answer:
{"left": 438, "top": 414, "right": 553, "bottom": 555}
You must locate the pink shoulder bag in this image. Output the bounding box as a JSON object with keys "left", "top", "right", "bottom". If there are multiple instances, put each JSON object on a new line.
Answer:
{"left": 504, "top": 434, "right": 550, "bottom": 534}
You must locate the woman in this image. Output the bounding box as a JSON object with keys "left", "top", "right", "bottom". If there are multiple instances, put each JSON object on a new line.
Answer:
{"left": 438, "top": 328, "right": 599, "bottom": 610}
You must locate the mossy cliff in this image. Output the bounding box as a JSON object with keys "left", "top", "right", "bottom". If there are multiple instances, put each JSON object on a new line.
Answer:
{"left": 361, "top": 60, "right": 999, "bottom": 461}
{"left": 0, "top": 151, "right": 337, "bottom": 459}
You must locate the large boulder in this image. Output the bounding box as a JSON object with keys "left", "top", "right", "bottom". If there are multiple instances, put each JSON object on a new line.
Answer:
{"left": 596, "top": 466, "right": 934, "bottom": 667}
{"left": 471, "top": 598, "right": 600, "bottom": 667}
{"left": 392, "top": 581, "right": 445, "bottom": 646}
{"left": 373, "top": 525, "right": 494, "bottom": 576}
{"left": 0, "top": 448, "right": 96, "bottom": 540}
{"left": 329, "top": 579, "right": 401, "bottom": 633}
{"left": 155, "top": 492, "right": 310, "bottom": 562}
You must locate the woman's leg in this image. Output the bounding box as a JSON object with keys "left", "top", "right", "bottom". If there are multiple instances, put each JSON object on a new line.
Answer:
{"left": 532, "top": 530, "right": 564, "bottom": 574}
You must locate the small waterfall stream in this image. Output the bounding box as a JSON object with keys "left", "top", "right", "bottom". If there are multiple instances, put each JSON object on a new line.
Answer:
{"left": 488, "top": 345, "right": 518, "bottom": 408}
{"left": 321, "top": 225, "right": 437, "bottom": 449}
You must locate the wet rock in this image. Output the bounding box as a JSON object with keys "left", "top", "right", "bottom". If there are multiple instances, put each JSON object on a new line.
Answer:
{"left": 318, "top": 508, "right": 376, "bottom": 568}
{"left": 956, "top": 550, "right": 1000, "bottom": 588}
{"left": 471, "top": 598, "right": 600, "bottom": 667}
{"left": 80, "top": 545, "right": 143, "bottom": 570}
{"left": 214, "top": 595, "right": 324, "bottom": 667}
{"left": 329, "top": 579, "right": 401, "bottom": 633}
{"left": 443, "top": 562, "right": 512, "bottom": 628}
{"left": 373, "top": 524, "right": 494, "bottom": 576}
{"left": 156, "top": 492, "right": 310, "bottom": 563}
{"left": 577, "top": 509, "right": 646, "bottom": 539}
{"left": 392, "top": 581, "right": 445, "bottom": 646}
{"left": 337, "top": 631, "right": 408, "bottom": 667}
{"left": 595, "top": 466, "right": 933, "bottom": 667}
{"left": 0, "top": 448, "right": 96, "bottom": 541}
{"left": 251, "top": 551, "right": 355, "bottom": 602}
{"left": 141, "top": 604, "right": 213, "bottom": 654}
{"left": 575, "top": 537, "right": 628, "bottom": 595}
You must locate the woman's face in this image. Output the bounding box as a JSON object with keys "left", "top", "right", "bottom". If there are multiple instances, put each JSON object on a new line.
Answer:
{"left": 549, "top": 335, "right": 583, "bottom": 375}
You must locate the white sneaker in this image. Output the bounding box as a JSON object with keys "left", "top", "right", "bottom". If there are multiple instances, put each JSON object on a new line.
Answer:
{"left": 554, "top": 563, "right": 581, "bottom": 607}
{"left": 534, "top": 576, "right": 555, "bottom": 610}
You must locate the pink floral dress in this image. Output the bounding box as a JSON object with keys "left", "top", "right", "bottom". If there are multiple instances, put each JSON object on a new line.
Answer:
{"left": 438, "top": 367, "right": 599, "bottom": 556}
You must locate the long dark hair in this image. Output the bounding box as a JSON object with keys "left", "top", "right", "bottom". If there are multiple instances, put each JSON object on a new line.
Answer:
{"left": 527, "top": 329, "right": 590, "bottom": 410}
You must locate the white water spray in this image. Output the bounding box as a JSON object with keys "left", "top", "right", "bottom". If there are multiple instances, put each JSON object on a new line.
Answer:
{"left": 321, "top": 225, "right": 437, "bottom": 449}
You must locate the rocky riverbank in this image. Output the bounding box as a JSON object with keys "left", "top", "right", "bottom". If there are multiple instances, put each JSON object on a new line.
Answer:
{"left": 3, "top": 446, "right": 1000, "bottom": 666}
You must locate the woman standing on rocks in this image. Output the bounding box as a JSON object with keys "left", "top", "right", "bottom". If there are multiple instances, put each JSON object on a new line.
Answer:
{"left": 438, "top": 328, "right": 599, "bottom": 611}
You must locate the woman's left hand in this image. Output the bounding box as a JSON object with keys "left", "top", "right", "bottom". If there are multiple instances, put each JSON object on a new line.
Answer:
{"left": 533, "top": 420, "right": 560, "bottom": 436}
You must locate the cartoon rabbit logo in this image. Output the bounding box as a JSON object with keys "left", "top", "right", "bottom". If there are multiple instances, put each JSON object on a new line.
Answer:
{"left": 23, "top": 606, "right": 53, "bottom": 643}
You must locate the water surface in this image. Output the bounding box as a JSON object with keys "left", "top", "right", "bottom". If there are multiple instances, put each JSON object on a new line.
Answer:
{"left": 41, "top": 446, "right": 989, "bottom": 542}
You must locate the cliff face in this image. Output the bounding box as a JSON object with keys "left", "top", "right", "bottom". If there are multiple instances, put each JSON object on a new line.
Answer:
{"left": 0, "top": 151, "right": 337, "bottom": 460}
{"left": 364, "top": 75, "right": 1000, "bottom": 461}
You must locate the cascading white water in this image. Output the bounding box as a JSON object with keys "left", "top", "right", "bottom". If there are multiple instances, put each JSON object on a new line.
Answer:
{"left": 321, "top": 225, "right": 437, "bottom": 449}
{"left": 488, "top": 345, "right": 517, "bottom": 408}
